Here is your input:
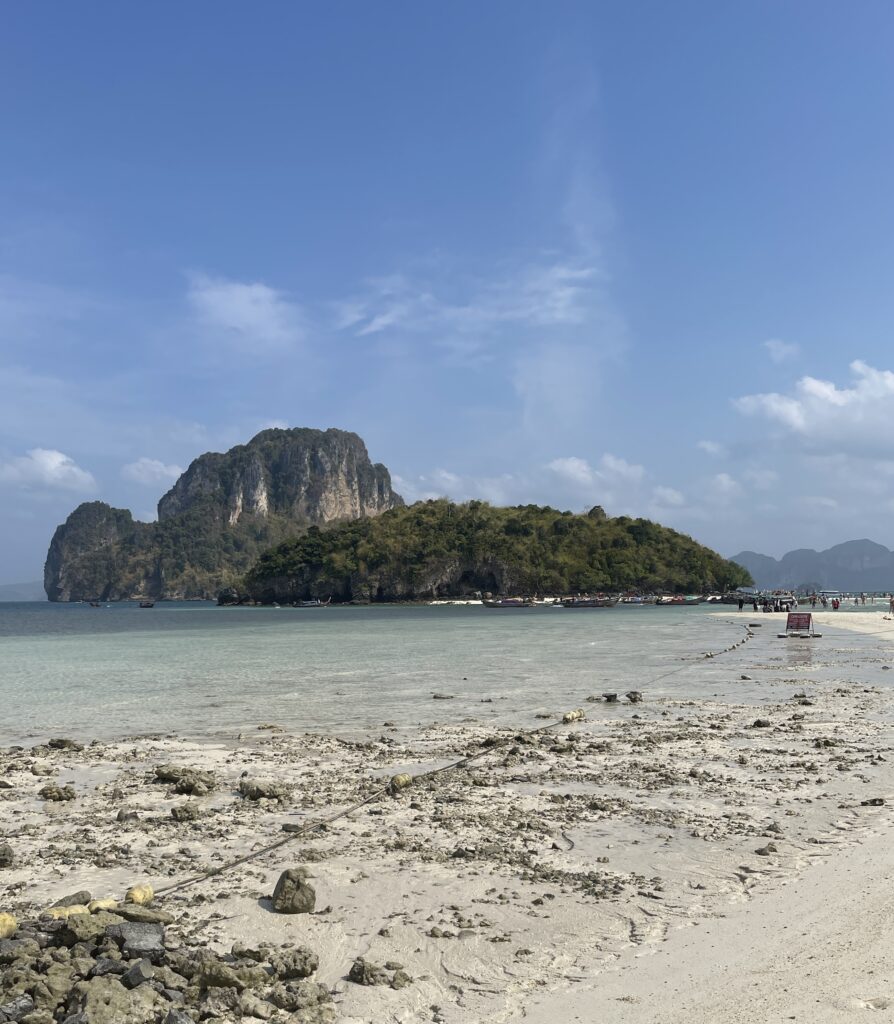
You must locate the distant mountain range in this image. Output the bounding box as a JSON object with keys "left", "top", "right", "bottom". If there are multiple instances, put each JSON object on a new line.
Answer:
{"left": 0, "top": 580, "right": 45, "bottom": 602}
{"left": 731, "top": 540, "right": 894, "bottom": 592}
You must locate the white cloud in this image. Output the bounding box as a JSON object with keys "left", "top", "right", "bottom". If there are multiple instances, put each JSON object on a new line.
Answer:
{"left": 735, "top": 360, "right": 894, "bottom": 455}
{"left": 697, "top": 440, "right": 726, "bottom": 456}
{"left": 599, "top": 452, "right": 644, "bottom": 482}
{"left": 710, "top": 472, "right": 741, "bottom": 501}
{"left": 187, "top": 272, "right": 304, "bottom": 351}
{"left": 0, "top": 449, "right": 95, "bottom": 491}
{"left": 547, "top": 456, "right": 594, "bottom": 487}
{"left": 652, "top": 485, "right": 685, "bottom": 506}
{"left": 121, "top": 457, "right": 183, "bottom": 485}
{"left": 763, "top": 338, "right": 800, "bottom": 363}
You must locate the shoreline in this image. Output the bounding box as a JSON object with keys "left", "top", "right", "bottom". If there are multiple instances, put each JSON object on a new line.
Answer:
{"left": 3, "top": 616, "right": 894, "bottom": 1021}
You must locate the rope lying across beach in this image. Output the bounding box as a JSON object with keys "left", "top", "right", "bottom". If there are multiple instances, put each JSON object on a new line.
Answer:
{"left": 152, "top": 619, "right": 754, "bottom": 899}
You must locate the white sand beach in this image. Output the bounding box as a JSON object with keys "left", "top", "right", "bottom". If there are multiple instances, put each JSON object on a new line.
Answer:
{"left": 3, "top": 610, "right": 894, "bottom": 1023}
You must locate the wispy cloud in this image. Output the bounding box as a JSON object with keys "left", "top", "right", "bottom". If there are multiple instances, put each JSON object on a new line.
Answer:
{"left": 0, "top": 449, "right": 96, "bottom": 491}
{"left": 121, "top": 457, "right": 183, "bottom": 485}
{"left": 187, "top": 272, "right": 305, "bottom": 352}
{"left": 762, "top": 338, "right": 800, "bottom": 364}
{"left": 697, "top": 439, "right": 726, "bottom": 456}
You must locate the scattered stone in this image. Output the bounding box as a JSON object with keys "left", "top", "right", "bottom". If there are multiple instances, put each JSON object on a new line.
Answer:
{"left": 752, "top": 719, "right": 772, "bottom": 728}
{"left": 602, "top": 693, "right": 619, "bottom": 703}
{"left": 38, "top": 782, "right": 76, "bottom": 801}
{"left": 347, "top": 957, "right": 390, "bottom": 986}
{"left": 67, "top": 974, "right": 162, "bottom": 1024}
{"left": 861, "top": 797, "right": 885, "bottom": 807}
{"left": 113, "top": 905, "right": 174, "bottom": 925}
{"left": 154, "top": 765, "right": 216, "bottom": 796}
{"left": 269, "top": 946, "right": 319, "bottom": 979}
{"left": 755, "top": 843, "right": 778, "bottom": 856}
{"left": 116, "top": 809, "right": 139, "bottom": 823}
{"left": 238, "top": 779, "right": 292, "bottom": 802}
{"left": 122, "top": 959, "right": 155, "bottom": 989}
{"left": 271, "top": 868, "right": 316, "bottom": 914}
{"left": 625, "top": 691, "right": 643, "bottom": 703}
{"left": 60, "top": 910, "right": 124, "bottom": 946}
{"left": 170, "top": 803, "right": 201, "bottom": 823}
{"left": 48, "top": 738, "right": 84, "bottom": 751}
{"left": 0, "top": 843, "right": 13, "bottom": 868}
{"left": 106, "top": 922, "right": 166, "bottom": 963}
{"left": 53, "top": 891, "right": 92, "bottom": 909}
{"left": 0, "top": 995, "right": 34, "bottom": 1021}
{"left": 432, "top": 693, "right": 454, "bottom": 700}
{"left": 391, "top": 969, "right": 412, "bottom": 989}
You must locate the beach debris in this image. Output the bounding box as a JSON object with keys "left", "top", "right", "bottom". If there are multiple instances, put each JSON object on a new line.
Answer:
{"left": 271, "top": 867, "right": 316, "bottom": 914}
{"left": 38, "top": 782, "right": 76, "bottom": 801}
{"left": 0, "top": 843, "right": 13, "bottom": 868}
{"left": 389, "top": 773, "right": 413, "bottom": 794}
{"left": 125, "top": 883, "right": 154, "bottom": 906}
{"left": 432, "top": 693, "right": 454, "bottom": 700}
{"left": 625, "top": 691, "right": 644, "bottom": 703}
{"left": 238, "top": 778, "right": 292, "bottom": 802}
{"left": 562, "top": 708, "right": 585, "bottom": 723}
{"left": 42, "top": 903, "right": 90, "bottom": 920}
{"left": 0, "top": 912, "right": 17, "bottom": 939}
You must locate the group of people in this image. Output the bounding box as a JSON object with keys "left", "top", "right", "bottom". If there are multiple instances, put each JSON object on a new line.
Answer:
{"left": 736, "top": 592, "right": 894, "bottom": 613}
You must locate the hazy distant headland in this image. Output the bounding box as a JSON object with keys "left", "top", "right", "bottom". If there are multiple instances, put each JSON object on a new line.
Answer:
{"left": 731, "top": 539, "right": 894, "bottom": 592}
{"left": 0, "top": 580, "right": 45, "bottom": 602}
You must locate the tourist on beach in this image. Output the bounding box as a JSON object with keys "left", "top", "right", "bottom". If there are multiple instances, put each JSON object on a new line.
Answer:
{"left": 738, "top": 597, "right": 744, "bottom": 611}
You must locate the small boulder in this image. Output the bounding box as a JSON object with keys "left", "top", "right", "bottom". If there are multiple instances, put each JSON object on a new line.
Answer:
{"left": 271, "top": 868, "right": 316, "bottom": 915}
{"left": 170, "top": 803, "right": 201, "bottom": 823}
{"left": 347, "top": 957, "right": 390, "bottom": 986}
{"left": 48, "top": 738, "right": 84, "bottom": 751}
{"left": 269, "top": 946, "right": 319, "bottom": 979}
{"left": 238, "top": 779, "right": 292, "bottom": 802}
{"left": 53, "top": 890, "right": 93, "bottom": 908}
{"left": 39, "top": 782, "right": 76, "bottom": 801}
{"left": 105, "top": 922, "right": 166, "bottom": 964}
{"left": 122, "top": 959, "right": 155, "bottom": 989}
{"left": 0, "top": 843, "right": 13, "bottom": 868}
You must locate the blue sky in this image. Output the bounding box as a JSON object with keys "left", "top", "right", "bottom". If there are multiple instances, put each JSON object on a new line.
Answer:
{"left": 3, "top": 1, "right": 894, "bottom": 583}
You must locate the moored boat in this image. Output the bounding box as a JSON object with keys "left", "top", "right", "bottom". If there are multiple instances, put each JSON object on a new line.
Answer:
{"left": 138, "top": 601, "right": 155, "bottom": 608}
{"left": 481, "top": 597, "right": 534, "bottom": 608}
{"left": 560, "top": 596, "right": 618, "bottom": 608}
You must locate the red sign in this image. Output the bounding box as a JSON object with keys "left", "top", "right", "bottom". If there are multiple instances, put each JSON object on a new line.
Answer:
{"left": 786, "top": 612, "right": 812, "bottom": 632}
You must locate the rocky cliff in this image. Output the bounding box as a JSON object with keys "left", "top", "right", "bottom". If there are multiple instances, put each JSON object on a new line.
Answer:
{"left": 45, "top": 428, "right": 402, "bottom": 601}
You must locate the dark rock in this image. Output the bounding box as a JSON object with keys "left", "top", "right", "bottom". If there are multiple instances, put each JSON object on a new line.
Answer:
{"left": 625, "top": 691, "right": 643, "bottom": 703}
{"left": 48, "top": 738, "right": 84, "bottom": 751}
{"left": 122, "top": 959, "right": 155, "bottom": 990}
{"left": 170, "top": 803, "right": 201, "bottom": 823}
{"left": 269, "top": 946, "right": 319, "bottom": 980}
{"left": 116, "top": 810, "right": 139, "bottom": 823}
{"left": 154, "top": 765, "right": 215, "bottom": 796}
{"left": 105, "top": 922, "right": 166, "bottom": 964}
{"left": 391, "top": 968, "right": 412, "bottom": 989}
{"left": 347, "top": 957, "right": 390, "bottom": 986}
{"left": 238, "top": 779, "right": 292, "bottom": 802}
{"left": 0, "top": 844, "right": 13, "bottom": 868}
{"left": 162, "top": 1011, "right": 194, "bottom": 1024}
{"left": 53, "top": 891, "right": 92, "bottom": 909}
{"left": 752, "top": 719, "right": 772, "bottom": 728}
{"left": 113, "top": 906, "right": 174, "bottom": 925}
{"left": 88, "top": 958, "right": 127, "bottom": 978}
{"left": 271, "top": 869, "right": 316, "bottom": 914}
{"left": 0, "top": 938, "right": 40, "bottom": 965}
{"left": 266, "top": 980, "right": 334, "bottom": 1016}
{"left": 861, "top": 797, "right": 885, "bottom": 806}
{"left": 38, "top": 783, "right": 76, "bottom": 802}
{"left": 0, "top": 995, "right": 34, "bottom": 1022}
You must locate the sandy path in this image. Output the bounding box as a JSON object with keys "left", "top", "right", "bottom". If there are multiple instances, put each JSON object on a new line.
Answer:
{"left": 520, "top": 804, "right": 894, "bottom": 1023}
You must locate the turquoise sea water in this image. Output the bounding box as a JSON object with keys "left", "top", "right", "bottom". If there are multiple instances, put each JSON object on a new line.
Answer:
{"left": 1, "top": 601, "right": 892, "bottom": 746}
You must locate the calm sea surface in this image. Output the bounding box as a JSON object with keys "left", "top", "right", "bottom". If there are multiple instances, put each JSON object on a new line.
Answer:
{"left": 1, "top": 601, "right": 892, "bottom": 745}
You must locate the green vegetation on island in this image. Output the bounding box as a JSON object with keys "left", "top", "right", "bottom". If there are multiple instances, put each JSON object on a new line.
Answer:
{"left": 242, "top": 499, "right": 753, "bottom": 603}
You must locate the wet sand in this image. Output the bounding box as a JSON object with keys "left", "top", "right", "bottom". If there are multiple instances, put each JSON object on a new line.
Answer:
{"left": 2, "top": 611, "right": 894, "bottom": 1022}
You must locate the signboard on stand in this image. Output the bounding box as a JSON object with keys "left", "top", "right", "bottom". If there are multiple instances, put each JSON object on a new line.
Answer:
{"left": 778, "top": 612, "right": 821, "bottom": 638}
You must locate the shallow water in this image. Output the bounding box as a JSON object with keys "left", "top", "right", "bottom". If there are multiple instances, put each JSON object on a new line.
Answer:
{"left": 1, "top": 601, "right": 892, "bottom": 745}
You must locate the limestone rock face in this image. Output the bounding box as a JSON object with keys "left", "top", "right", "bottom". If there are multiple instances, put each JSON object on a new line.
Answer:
{"left": 44, "top": 428, "right": 402, "bottom": 602}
